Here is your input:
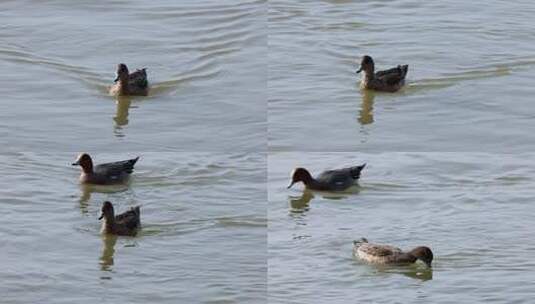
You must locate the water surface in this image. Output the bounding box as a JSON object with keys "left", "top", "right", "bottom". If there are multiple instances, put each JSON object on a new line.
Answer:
{"left": 269, "top": 152, "right": 535, "bottom": 303}
{"left": 0, "top": 152, "right": 266, "bottom": 303}
{"left": 269, "top": 0, "right": 535, "bottom": 151}
{"left": 0, "top": 0, "right": 265, "bottom": 151}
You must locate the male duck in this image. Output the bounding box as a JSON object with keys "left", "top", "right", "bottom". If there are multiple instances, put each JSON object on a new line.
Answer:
{"left": 99, "top": 201, "right": 141, "bottom": 236}
{"left": 72, "top": 153, "right": 139, "bottom": 185}
{"left": 287, "top": 164, "right": 366, "bottom": 191}
{"left": 109, "top": 63, "right": 149, "bottom": 96}
{"left": 353, "top": 238, "right": 433, "bottom": 267}
{"left": 356, "top": 55, "right": 408, "bottom": 92}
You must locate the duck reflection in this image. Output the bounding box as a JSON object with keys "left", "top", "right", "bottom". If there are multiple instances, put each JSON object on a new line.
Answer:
{"left": 380, "top": 265, "right": 433, "bottom": 282}
{"left": 78, "top": 183, "right": 129, "bottom": 214}
{"left": 100, "top": 234, "right": 118, "bottom": 272}
{"left": 78, "top": 184, "right": 94, "bottom": 213}
{"left": 360, "top": 260, "right": 433, "bottom": 282}
{"left": 358, "top": 89, "right": 375, "bottom": 125}
{"left": 114, "top": 96, "right": 131, "bottom": 126}
{"left": 289, "top": 190, "right": 314, "bottom": 213}
{"left": 288, "top": 187, "right": 356, "bottom": 214}
{"left": 113, "top": 96, "right": 133, "bottom": 137}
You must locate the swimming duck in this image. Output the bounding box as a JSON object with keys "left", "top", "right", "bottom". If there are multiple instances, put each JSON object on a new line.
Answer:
{"left": 109, "top": 63, "right": 149, "bottom": 96}
{"left": 353, "top": 238, "right": 433, "bottom": 267}
{"left": 72, "top": 153, "right": 139, "bottom": 185}
{"left": 356, "top": 55, "right": 408, "bottom": 92}
{"left": 99, "top": 201, "right": 141, "bottom": 236}
{"left": 287, "top": 164, "right": 366, "bottom": 191}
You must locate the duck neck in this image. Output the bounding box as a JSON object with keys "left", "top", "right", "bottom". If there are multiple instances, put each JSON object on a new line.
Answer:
{"left": 301, "top": 175, "right": 318, "bottom": 189}
{"left": 363, "top": 67, "right": 375, "bottom": 82}
{"left": 101, "top": 215, "right": 115, "bottom": 233}
{"left": 81, "top": 161, "right": 93, "bottom": 174}
{"left": 398, "top": 252, "right": 418, "bottom": 264}
{"left": 118, "top": 77, "right": 129, "bottom": 95}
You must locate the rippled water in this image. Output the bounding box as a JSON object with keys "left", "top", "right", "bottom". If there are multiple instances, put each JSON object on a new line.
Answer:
{"left": 0, "top": 152, "right": 266, "bottom": 303}
{"left": 0, "top": 0, "right": 265, "bottom": 151}
{"left": 269, "top": 0, "right": 535, "bottom": 151}
{"left": 269, "top": 152, "right": 535, "bottom": 303}
{"left": 4, "top": 0, "right": 535, "bottom": 302}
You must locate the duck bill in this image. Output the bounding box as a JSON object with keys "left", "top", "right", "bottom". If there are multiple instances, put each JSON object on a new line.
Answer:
{"left": 98, "top": 214, "right": 104, "bottom": 220}
{"left": 113, "top": 75, "right": 119, "bottom": 82}
{"left": 71, "top": 161, "right": 80, "bottom": 166}
{"left": 356, "top": 67, "right": 362, "bottom": 74}
{"left": 287, "top": 181, "right": 295, "bottom": 189}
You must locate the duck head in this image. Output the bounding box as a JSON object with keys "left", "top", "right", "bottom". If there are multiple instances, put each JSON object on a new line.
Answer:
{"left": 287, "top": 168, "right": 313, "bottom": 189}
{"left": 72, "top": 153, "right": 94, "bottom": 173}
{"left": 356, "top": 55, "right": 375, "bottom": 74}
{"left": 99, "top": 201, "right": 115, "bottom": 220}
{"left": 410, "top": 246, "right": 434, "bottom": 268}
{"left": 114, "top": 63, "right": 129, "bottom": 83}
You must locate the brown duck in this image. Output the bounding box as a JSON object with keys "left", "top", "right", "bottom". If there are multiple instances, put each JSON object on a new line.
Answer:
{"left": 356, "top": 55, "right": 408, "bottom": 92}
{"left": 353, "top": 238, "right": 433, "bottom": 267}
{"left": 109, "top": 63, "right": 149, "bottom": 96}
{"left": 99, "top": 201, "right": 141, "bottom": 236}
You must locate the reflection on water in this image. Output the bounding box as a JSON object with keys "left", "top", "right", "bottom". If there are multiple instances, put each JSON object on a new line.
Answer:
{"left": 376, "top": 264, "right": 433, "bottom": 282}
{"left": 114, "top": 96, "right": 132, "bottom": 128}
{"left": 113, "top": 96, "right": 132, "bottom": 138}
{"left": 358, "top": 89, "right": 375, "bottom": 126}
{"left": 289, "top": 190, "right": 314, "bottom": 213}
{"left": 100, "top": 234, "right": 118, "bottom": 273}
{"left": 78, "top": 183, "right": 130, "bottom": 213}
{"left": 288, "top": 187, "right": 359, "bottom": 216}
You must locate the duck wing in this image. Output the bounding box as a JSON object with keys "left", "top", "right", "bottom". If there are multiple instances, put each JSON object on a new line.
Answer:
{"left": 115, "top": 206, "right": 141, "bottom": 229}
{"left": 316, "top": 164, "right": 365, "bottom": 186}
{"left": 129, "top": 68, "right": 148, "bottom": 88}
{"left": 316, "top": 169, "right": 355, "bottom": 190}
{"left": 358, "top": 243, "right": 402, "bottom": 257}
{"left": 376, "top": 65, "right": 408, "bottom": 85}
{"left": 94, "top": 157, "right": 140, "bottom": 176}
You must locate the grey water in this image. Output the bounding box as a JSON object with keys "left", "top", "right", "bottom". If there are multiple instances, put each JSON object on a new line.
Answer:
{"left": 269, "top": 0, "right": 535, "bottom": 152}
{"left": 0, "top": 152, "right": 266, "bottom": 303}
{"left": 269, "top": 152, "right": 535, "bottom": 303}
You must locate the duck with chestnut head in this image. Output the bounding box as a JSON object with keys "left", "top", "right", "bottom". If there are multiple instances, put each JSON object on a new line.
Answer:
{"left": 287, "top": 164, "right": 365, "bottom": 191}
{"left": 72, "top": 153, "right": 139, "bottom": 185}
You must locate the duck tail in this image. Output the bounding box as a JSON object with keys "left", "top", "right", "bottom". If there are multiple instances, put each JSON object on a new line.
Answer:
{"left": 350, "top": 163, "right": 366, "bottom": 180}
{"left": 400, "top": 65, "right": 408, "bottom": 78}
{"left": 130, "top": 156, "right": 140, "bottom": 166}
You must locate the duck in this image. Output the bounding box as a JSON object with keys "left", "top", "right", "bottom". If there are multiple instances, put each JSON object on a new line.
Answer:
{"left": 109, "top": 63, "right": 149, "bottom": 96}
{"left": 72, "top": 153, "right": 139, "bottom": 185}
{"left": 353, "top": 238, "right": 433, "bottom": 267}
{"left": 287, "top": 164, "right": 366, "bottom": 191}
{"left": 356, "top": 55, "right": 408, "bottom": 92}
{"left": 99, "top": 201, "right": 141, "bottom": 236}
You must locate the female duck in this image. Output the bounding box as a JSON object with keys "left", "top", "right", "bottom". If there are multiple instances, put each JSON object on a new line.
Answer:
{"left": 287, "top": 164, "right": 365, "bottom": 191}
{"left": 109, "top": 63, "right": 149, "bottom": 96}
{"left": 72, "top": 153, "right": 139, "bottom": 185}
{"left": 356, "top": 55, "right": 408, "bottom": 92}
{"left": 99, "top": 201, "right": 141, "bottom": 236}
{"left": 353, "top": 238, "right": 433, "bottom": 267}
